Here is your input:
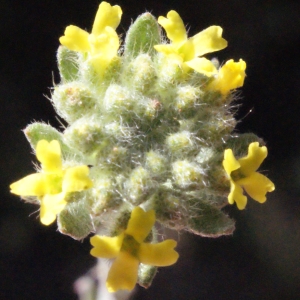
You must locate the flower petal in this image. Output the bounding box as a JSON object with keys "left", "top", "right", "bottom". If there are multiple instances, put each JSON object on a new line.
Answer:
{"left": 36, "top": 140, "right": 62, "bottom": 173}
{"left": 59, "top": 25, "right": 90, "bottom": 52}
{"left": 158, "top": 10, "right": 187, "bottom": 44}
{"left": 154, "top": 44, "right": 181, "bottom": 57}
{"left": 228, "top": 181, "right": 247, "bottom": 209}
{"left": 238, "top": 142, "right": 267, "bottom": 176}
{"left": 139, "top": 239, "right": 179, "bottom": 266}
{"left": 190, "top": 26, "right": 227, "bottom": 57}
{"left": 212, "top": 59, "right": 246, "bottom": 95}
{"left": 184, "top": 57, "right": 217, "bottom": 76}
{"left": 92, "top": 1, "right": 122, "bottom": 35}
{"left": 10, "top": 173, "right": 46, "bottom": 196}
{"left": 90, "top": 234, "right": 124, "bottom": 258}
{"left": 40, "top": 192, "right": 67, "bottom": 225}
{"left": 223, "top": 148, "right": 240, "bottom": 176}
{"left": 125, "top": 207, "right": 155, "bottom": 243}
{"left": 106, "top": 251, "right": 139, "bottom": 292}
{"left": 237, "top": 172, "right": 275, "bottom": 203}
{"left": 62, "top": 165, "right": 93, "bottom": 193}
{"left": 90, "top": 27, "right": 120, "bottom": 56}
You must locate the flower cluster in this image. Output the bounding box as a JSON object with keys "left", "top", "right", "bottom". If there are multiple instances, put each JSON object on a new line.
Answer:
{"left": 9, "top": 1, "right": 275, "bottom": 294}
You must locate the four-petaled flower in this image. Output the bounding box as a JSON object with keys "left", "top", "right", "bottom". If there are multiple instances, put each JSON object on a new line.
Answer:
{"left": 154, "top": 10, "right": 227, "bottom": 76}
{"left": 10, "top": 140, "right": 93, "bottom": 225}
{"left": 90, "top": 206, "right": 179, "bottom": 292}
{"left": 223, "top": 142, "right": 275, "bottom": 210}
{"left": 59, "top": 1, "right": 122, "bottom": 76}
{"left": 209, "top": 59, "right": 247, "bottom": 95}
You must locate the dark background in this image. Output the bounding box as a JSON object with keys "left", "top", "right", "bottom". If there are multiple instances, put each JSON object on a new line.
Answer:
{"left": 1, "top": 0, "right": 300, "bottom": 299}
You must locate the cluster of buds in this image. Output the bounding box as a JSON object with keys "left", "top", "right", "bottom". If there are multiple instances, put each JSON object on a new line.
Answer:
{"left": 10, "top": 2, "right": 274, "bottom": 293}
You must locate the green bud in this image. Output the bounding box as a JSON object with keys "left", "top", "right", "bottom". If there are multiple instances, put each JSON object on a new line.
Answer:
{"left": 104, "top": 84, "right": 135, "bottom": 115}
{"left": 166, "top": 131, "right": 195, "bottom": 155}
{"left": 125, "top": 54, "right": 156, "bottom": 93}
{"left": 172, "top": 160, "right": 203, "bottom": 188}
{"left": 175, "top": 85, "right": 202, "bottom": 117}
{"left": 64, "top": 118, "right": 108, "bottom": 159}
{"left": 126, "top": 166, "right": 151, "bottom": 204}
{"left": 145, "top": 150, "right": 167, "bottom": 175}
{"left": 195, "top": 147, "right": 215, "bottom": 164}
{"left": 51, "top": 83, "right": 96, "bottom": 123}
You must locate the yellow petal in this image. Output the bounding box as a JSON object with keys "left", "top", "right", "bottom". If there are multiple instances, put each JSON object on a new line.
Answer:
{"left": 89, "top": 27, "right": 119, "bottom": 58}
{"left": 36, "top": 140, "right": 62, "bottom": 173}
{"left": 237, "top": 172, "right": 275, "bottom": 203}
{"left": 88, "top": 27, "right": 120, "bottom": 76}
{"left": 92, "top": 1, "right": 122, "bottom": 35}
{"left": 223, "top": 148, "right": 240, "bottom": 176}
{"left": 40, "top": 192, "right": 67, "bottom": 225}
{"left": 138, "top": 239, "right": 179, "bottom": 266}
{"left": 62, "top": 165, "right": 93, "bottom": 193}
{"left": 59, "top": 25, "right": 90, "bottom": 52}
{"left": 228, "top": 181, "right": 247, "bottom": 209}
{"left": 90, "top": 234, "right": 124, "bottom": 258}
{"left": 238, "top": 142, "right": 267, "bottom": 176}
{"left": 106, "top": 251, "right": 139, "bottom": 292}
{"left": 158, "top": 10, "right": 187, "bottom": 44}
{"left": 125, "top": 207, "right": 155, "bottom": 243}
{"left": 213, "top": 59, "right": 246, "bottom": 95}
{"left": 10, "top": 173, "right": 46, "bottom": 196}
{"left": 154, "top": 44, "right": 181, "bottom": 56}
{"left": 190, "top": 26, "right": 227, "bottom": 57}
{"left": 184, "top": 57, "right": 217, "bottom": 76}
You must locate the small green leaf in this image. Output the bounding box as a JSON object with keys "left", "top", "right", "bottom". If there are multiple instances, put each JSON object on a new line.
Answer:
{"left": 57, "top": 192, "right": 93, "bottom": 240}
{"left": 187, "top": 201, "right": 235, "bottom": 237}
{"left": 57, "top": 46, "right": 80, "bottom": 82}
{"left": 124, "top": 13, "right": 161, "bottom": 58}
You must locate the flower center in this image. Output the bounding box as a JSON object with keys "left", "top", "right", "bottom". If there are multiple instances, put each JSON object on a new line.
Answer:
{"left": 121, "top": 234, "right": 140, "bottom": 257}
{"left": 230, "top": 169, "right": 247, "bottom": 181}
{"left": 44, "top": 173, "right": 64, "bottom": 194}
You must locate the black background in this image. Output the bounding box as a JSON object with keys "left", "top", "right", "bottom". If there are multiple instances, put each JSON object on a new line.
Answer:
{"left": 1, "top": 1, "right": 300, "bottom": 299}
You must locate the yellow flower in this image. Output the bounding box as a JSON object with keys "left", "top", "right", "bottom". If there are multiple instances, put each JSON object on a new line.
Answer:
{"left": 223, "top": 142, "right": 275, "bottom": 210}
{"left": 154, "top": 10, "right": 227, "bottom": 76}
{"left": 209, "top": 59, "right": 247, "bottom": 95}
{"left": 59, "top": 1, "right": 122, "bottom": 76}
{"left": 10, "top": 140, "right": 93, "bottom": 225}
{"left": 90, "top": 207, "right": 179, "bottom": 292}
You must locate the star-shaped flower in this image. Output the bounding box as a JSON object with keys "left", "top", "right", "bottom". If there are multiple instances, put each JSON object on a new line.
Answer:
{"left": 10, "top": 140, "right": 93, "bottom": 225}
{"left": 154, "top": 10, "right": 227, "bottom": 76}
{"left": 223, "top": 142, "right": 275, "bottom": 209}
{"left": 59, "top": 1, "right": 122, "bottom": 76}
{"left": 90, "top": 207, "right": 179, "bottom": 292}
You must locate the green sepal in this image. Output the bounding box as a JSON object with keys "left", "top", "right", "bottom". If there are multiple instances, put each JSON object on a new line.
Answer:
{"left": 225, "top": 133, "right": 263, "bottom": 157}
{"left": 57, "top": 46, "right": 80, "bottom": 82}
{"left": 123, "top": 13, "right": 160, "bottom": 58}
{"left": 187, "top": 200, "right": 235, "bottom": 237}
{"left": 138, "top": 263, "right": 157, "bottom": 289}
{"left": 57, "top": 192, "right": 93, "bottom": 240}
